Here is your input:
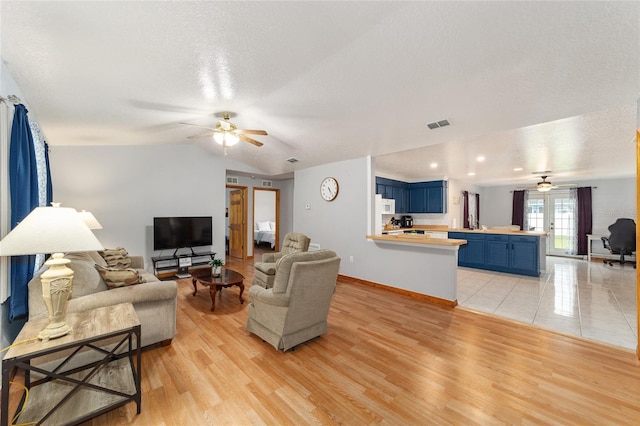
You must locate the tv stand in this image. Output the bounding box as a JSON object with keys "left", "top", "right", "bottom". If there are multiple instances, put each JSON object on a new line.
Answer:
{"left": 152, "top": 251, "right": 216, "bottom": 279}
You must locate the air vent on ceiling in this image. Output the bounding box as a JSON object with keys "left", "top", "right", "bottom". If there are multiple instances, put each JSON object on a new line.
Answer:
{"left": 286, "top": 157, "right": 300, "bottom": 163}
{"left": 226, "top": 176, "right": 239, "bottom": 184}
{"left": 262, "top": 180, "right": 273, "bottom": 187}
{"left": 427, "top": 119, "right": 450, "bottom": 129}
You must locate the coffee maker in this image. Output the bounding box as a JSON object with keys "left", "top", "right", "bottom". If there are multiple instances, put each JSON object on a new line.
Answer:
{"left": 401, "top": 215, "right": 413, "bottom": 228}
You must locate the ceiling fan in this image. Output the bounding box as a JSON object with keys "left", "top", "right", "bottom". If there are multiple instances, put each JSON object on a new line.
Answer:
{"left": 536, "top": 176, "right": 554, "bottom": 192}
{"left": 181, "top": 113, "right": 267, "bottom": 154}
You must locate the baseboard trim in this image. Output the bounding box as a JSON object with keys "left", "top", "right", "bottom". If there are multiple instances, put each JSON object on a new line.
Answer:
{"left": 337, "top": 274, "right": 458, "bottom": 308}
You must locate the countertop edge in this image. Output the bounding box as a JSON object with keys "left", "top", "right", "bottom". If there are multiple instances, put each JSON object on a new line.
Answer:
{"left": 367, "top": 235, "right": 467, "bottom": 247}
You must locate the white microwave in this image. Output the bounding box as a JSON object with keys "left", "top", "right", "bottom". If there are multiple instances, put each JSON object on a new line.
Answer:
{"left": 377, "top": 198, "right": 395, "bottom": 214}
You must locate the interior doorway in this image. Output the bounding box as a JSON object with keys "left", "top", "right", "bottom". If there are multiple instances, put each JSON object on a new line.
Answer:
{"left": 226, "top": 185, "right": 247, "bottom": 260}
{"left": 253, "top": 188, "right": 280, "bottom": 253}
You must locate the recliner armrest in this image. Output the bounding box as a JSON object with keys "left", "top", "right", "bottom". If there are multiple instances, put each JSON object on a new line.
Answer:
{"left": 262, "top": 252, "right": 285, "bottom": 263}
{"left": 248, "top": 285, "right": 289, "bottom": 307}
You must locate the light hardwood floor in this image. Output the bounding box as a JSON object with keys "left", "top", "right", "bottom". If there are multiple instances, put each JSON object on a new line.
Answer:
{"left": 9, "top": 250, "right": 640, "bottom": 425}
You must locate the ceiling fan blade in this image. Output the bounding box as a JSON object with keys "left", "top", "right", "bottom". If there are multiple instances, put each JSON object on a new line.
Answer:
{"left": 235, "top": 129, "right": 268, "bottom": 136}
{"left": 237, "top": 133, "right": 264, "bottom": 147}
{"left": 187, "top": 131, "right": 216, "bottom": 139}
{"left": 180, "top": 122, "right": 216, "bottom": 131}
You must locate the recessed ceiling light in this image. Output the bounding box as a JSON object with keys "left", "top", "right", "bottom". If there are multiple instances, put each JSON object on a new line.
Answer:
{"left": 513, "top": 167, "right": 523, "bottom": 171}
{"left": 467, "top": 172, "right": 476, "bottom": 176}
{"left": 430, "top": 162, "right": 438, "bottom": 168}
{"left": 476, "top": 156, "right": 485, "bottom": 162}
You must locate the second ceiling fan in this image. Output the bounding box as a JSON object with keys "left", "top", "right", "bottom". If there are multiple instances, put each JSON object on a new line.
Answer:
{"left": 182, "top": 113, "right": 267, "bottom": 152}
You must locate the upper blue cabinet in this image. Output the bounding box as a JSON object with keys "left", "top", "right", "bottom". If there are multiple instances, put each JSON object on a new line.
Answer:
{"left": 376, "top": 178, "right": 447, "bottom": 214}
{"left": 375, "top": 177, "right": 408, "bottom": 213}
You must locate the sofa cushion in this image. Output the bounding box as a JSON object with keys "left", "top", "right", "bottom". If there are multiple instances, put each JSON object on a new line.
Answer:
{"left": 95, "top": 265, "right": 146, "bottom": 288}
{"left": 65, "top": 252, "right": 110, "bottom": 296}
{"left": 99, "top": 247, "right": 132, "bottom": 268}
{"left": 86, "top": 250, "right": 108, "bottom": 267}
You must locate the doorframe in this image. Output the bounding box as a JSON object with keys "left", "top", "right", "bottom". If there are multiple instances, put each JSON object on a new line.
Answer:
{"left": 635, "top": 128, "right": 640, "bottom": 359}
{"left": 226, "top": 185, "right": 248, "bottom": 260}
{"left": 252, "top": 187, "right": 281, "bottom": 253}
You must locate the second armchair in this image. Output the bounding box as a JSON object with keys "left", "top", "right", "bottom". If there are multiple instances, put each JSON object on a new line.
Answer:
{"left": 253, "top": 232, "right": 311, "bottom": 289}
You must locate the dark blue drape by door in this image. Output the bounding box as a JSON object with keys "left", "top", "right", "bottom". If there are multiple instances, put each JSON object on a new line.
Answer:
{"left": 576, "top": 187, "right": 593, "bottom": 255}
{"left": 8, "top": 104, "right": 39, "bottom": 320}
{"left": 511, "top": 190, "right": 525, "bottom": 230}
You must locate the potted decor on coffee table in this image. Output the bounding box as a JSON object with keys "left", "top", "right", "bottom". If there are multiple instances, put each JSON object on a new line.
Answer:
{"left": 210, "top": 258, "right": 224, "bottom": 277}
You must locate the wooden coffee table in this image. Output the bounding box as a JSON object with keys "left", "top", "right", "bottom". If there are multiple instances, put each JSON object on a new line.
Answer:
{"left": 191, "top": 269, "right": 244, "bottom": 311}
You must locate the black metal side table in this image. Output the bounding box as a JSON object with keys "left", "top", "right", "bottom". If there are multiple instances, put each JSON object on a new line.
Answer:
{"left": 1, "top": 302, "right": 141, "bottom": 426}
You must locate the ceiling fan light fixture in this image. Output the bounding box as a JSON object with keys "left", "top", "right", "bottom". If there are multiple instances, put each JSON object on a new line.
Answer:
{"left": 213, "top": 132, "right": 240, "bottom": 146}
{"left": 225, "top": 132, "right": 239, "bottom": 146}
{"left": 536, "top": 175, "right": 553, "bottom": 192}
{"left": 213, "top": 132, "right": 224, "bottom": 145}
{"left": 537, "top": 182, "right": 553, "bottom": 192}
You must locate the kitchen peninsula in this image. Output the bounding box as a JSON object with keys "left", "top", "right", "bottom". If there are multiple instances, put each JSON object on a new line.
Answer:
{"left": 366, "top": 226, "right": 546, "bottom": 304}
{"left": 366, "top": 232, "right": 467, "bottom": 304}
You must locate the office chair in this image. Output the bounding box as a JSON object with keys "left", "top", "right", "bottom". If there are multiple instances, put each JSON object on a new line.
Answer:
{"left": 601, "top": 218, "right": 636, "bottom": 268}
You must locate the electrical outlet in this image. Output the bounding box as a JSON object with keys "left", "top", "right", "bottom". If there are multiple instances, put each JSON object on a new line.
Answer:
{"left": 349, "top": 255, "right": 354, "bottom": 263}
{"left": 305, "top": 203, "right": 310, "bottom": 210}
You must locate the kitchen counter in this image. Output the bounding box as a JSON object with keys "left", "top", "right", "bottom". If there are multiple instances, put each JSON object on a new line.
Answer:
{"left": 448, "top": 228, "right": 548, "bottom": 237}
{"left": 367, "top": 234, "right": 466, "bottom": 247}
{"left": 382, "top": 225, "right": 547, "bottom": 237}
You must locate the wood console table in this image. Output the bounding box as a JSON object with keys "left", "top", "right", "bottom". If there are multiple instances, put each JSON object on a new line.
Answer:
{"left": 1, "top": 303, "right": 141, "bottom": 426}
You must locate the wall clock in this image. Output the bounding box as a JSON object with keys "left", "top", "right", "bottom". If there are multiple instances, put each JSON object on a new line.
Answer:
{"left": 320, "top": 177, "right": 339, "bottom": 201}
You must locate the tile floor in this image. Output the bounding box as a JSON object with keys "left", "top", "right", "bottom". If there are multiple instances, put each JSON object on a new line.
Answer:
{"left": 457, "top": 256, "right": 638, "bottom": 350}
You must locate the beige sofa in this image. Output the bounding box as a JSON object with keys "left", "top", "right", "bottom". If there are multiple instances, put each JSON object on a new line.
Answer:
{"left": 28, "top": 251, "right": 178, "bottom": 348}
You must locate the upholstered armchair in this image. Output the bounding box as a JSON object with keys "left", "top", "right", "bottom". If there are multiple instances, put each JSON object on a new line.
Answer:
{"left": 253, "top": 232, "right": 311, "bottom": 289}
{"left": 246, "top": 250, "right": 341, "bottom": 351}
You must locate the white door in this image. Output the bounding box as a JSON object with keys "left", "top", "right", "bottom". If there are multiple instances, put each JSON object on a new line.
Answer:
{"left": 547, "top": 190, "right": 577, "bottom": 256}
{"left": 526, "top": 190, "right": 576, "bottom": 255}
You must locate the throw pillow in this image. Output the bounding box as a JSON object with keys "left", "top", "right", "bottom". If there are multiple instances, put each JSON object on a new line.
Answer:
{"left": 95, "top": 264, "right": 146, "bottom": 289}
{"left": 99, "top": 247, "right": 132, "bottom": 269}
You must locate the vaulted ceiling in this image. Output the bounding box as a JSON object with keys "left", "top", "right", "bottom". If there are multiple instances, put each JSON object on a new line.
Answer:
{"left": 2, "top": 1, "right": 638, "bottom": 186}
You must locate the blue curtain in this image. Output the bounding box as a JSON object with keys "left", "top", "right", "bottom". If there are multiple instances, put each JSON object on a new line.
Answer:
{"left": 8, "top": 104, "right": 39, "bottom": 320}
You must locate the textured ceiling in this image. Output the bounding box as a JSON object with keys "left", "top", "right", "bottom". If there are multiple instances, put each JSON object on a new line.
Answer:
{"left": 1, "top": 1, "right": 638, "bottom": 186}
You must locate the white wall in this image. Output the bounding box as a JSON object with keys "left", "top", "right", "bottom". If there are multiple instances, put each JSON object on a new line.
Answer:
{"left": 50, "top": 144, "right": 263, "bottom": 269}
{"left": 254, "top": 190, "right": 275, "bottom": 225}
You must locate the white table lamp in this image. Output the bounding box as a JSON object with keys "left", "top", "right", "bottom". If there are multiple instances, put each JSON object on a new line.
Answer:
{"left": 78, "top": 210, "right": 103, "bottom": 230}
{"left": 0, "top": 204, "right": 104, "bottom": 340}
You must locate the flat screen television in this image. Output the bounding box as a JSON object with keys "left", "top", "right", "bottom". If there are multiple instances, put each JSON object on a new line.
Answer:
{"left": 153, "top": 216, "right": 212, "bottom": 252}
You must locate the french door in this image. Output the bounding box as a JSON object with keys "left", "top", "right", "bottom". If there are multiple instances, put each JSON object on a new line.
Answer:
{"left": 526, "top": 190, "right": 577, "bottom": 256}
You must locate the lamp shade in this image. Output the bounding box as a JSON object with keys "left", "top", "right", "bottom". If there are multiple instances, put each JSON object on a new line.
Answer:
{"left": 0, "top": 206, "right": 104, "bottom": 256}
{"left": 78, "top": 210, "right": 103, "bottom": 229}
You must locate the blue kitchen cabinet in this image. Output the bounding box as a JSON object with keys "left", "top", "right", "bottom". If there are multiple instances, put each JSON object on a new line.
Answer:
{"left": 509, "top": 235, "right": 539, "bottom": 275}
{"left": 408, "top": 180, "right": 447, "bottom": 213}
{"left": 377, "top": 177, "right": 446, "bottom": 214}
{"left": 409, "top": 186, "right": 426, "bottom": 213}
{"left": 392, "top": 185, "right": 407, "bottom": 213}
{"left": 450, "top": 232, "right": 539, "bottom": 276}
{"left": 376, "top": 177, "right": 408, "bottom": 213}
{"left": 449, "top": 232, "right": 485, "bottom": 267}
{"left": 486, "top": 234, "right": 510, "bottom": 270}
